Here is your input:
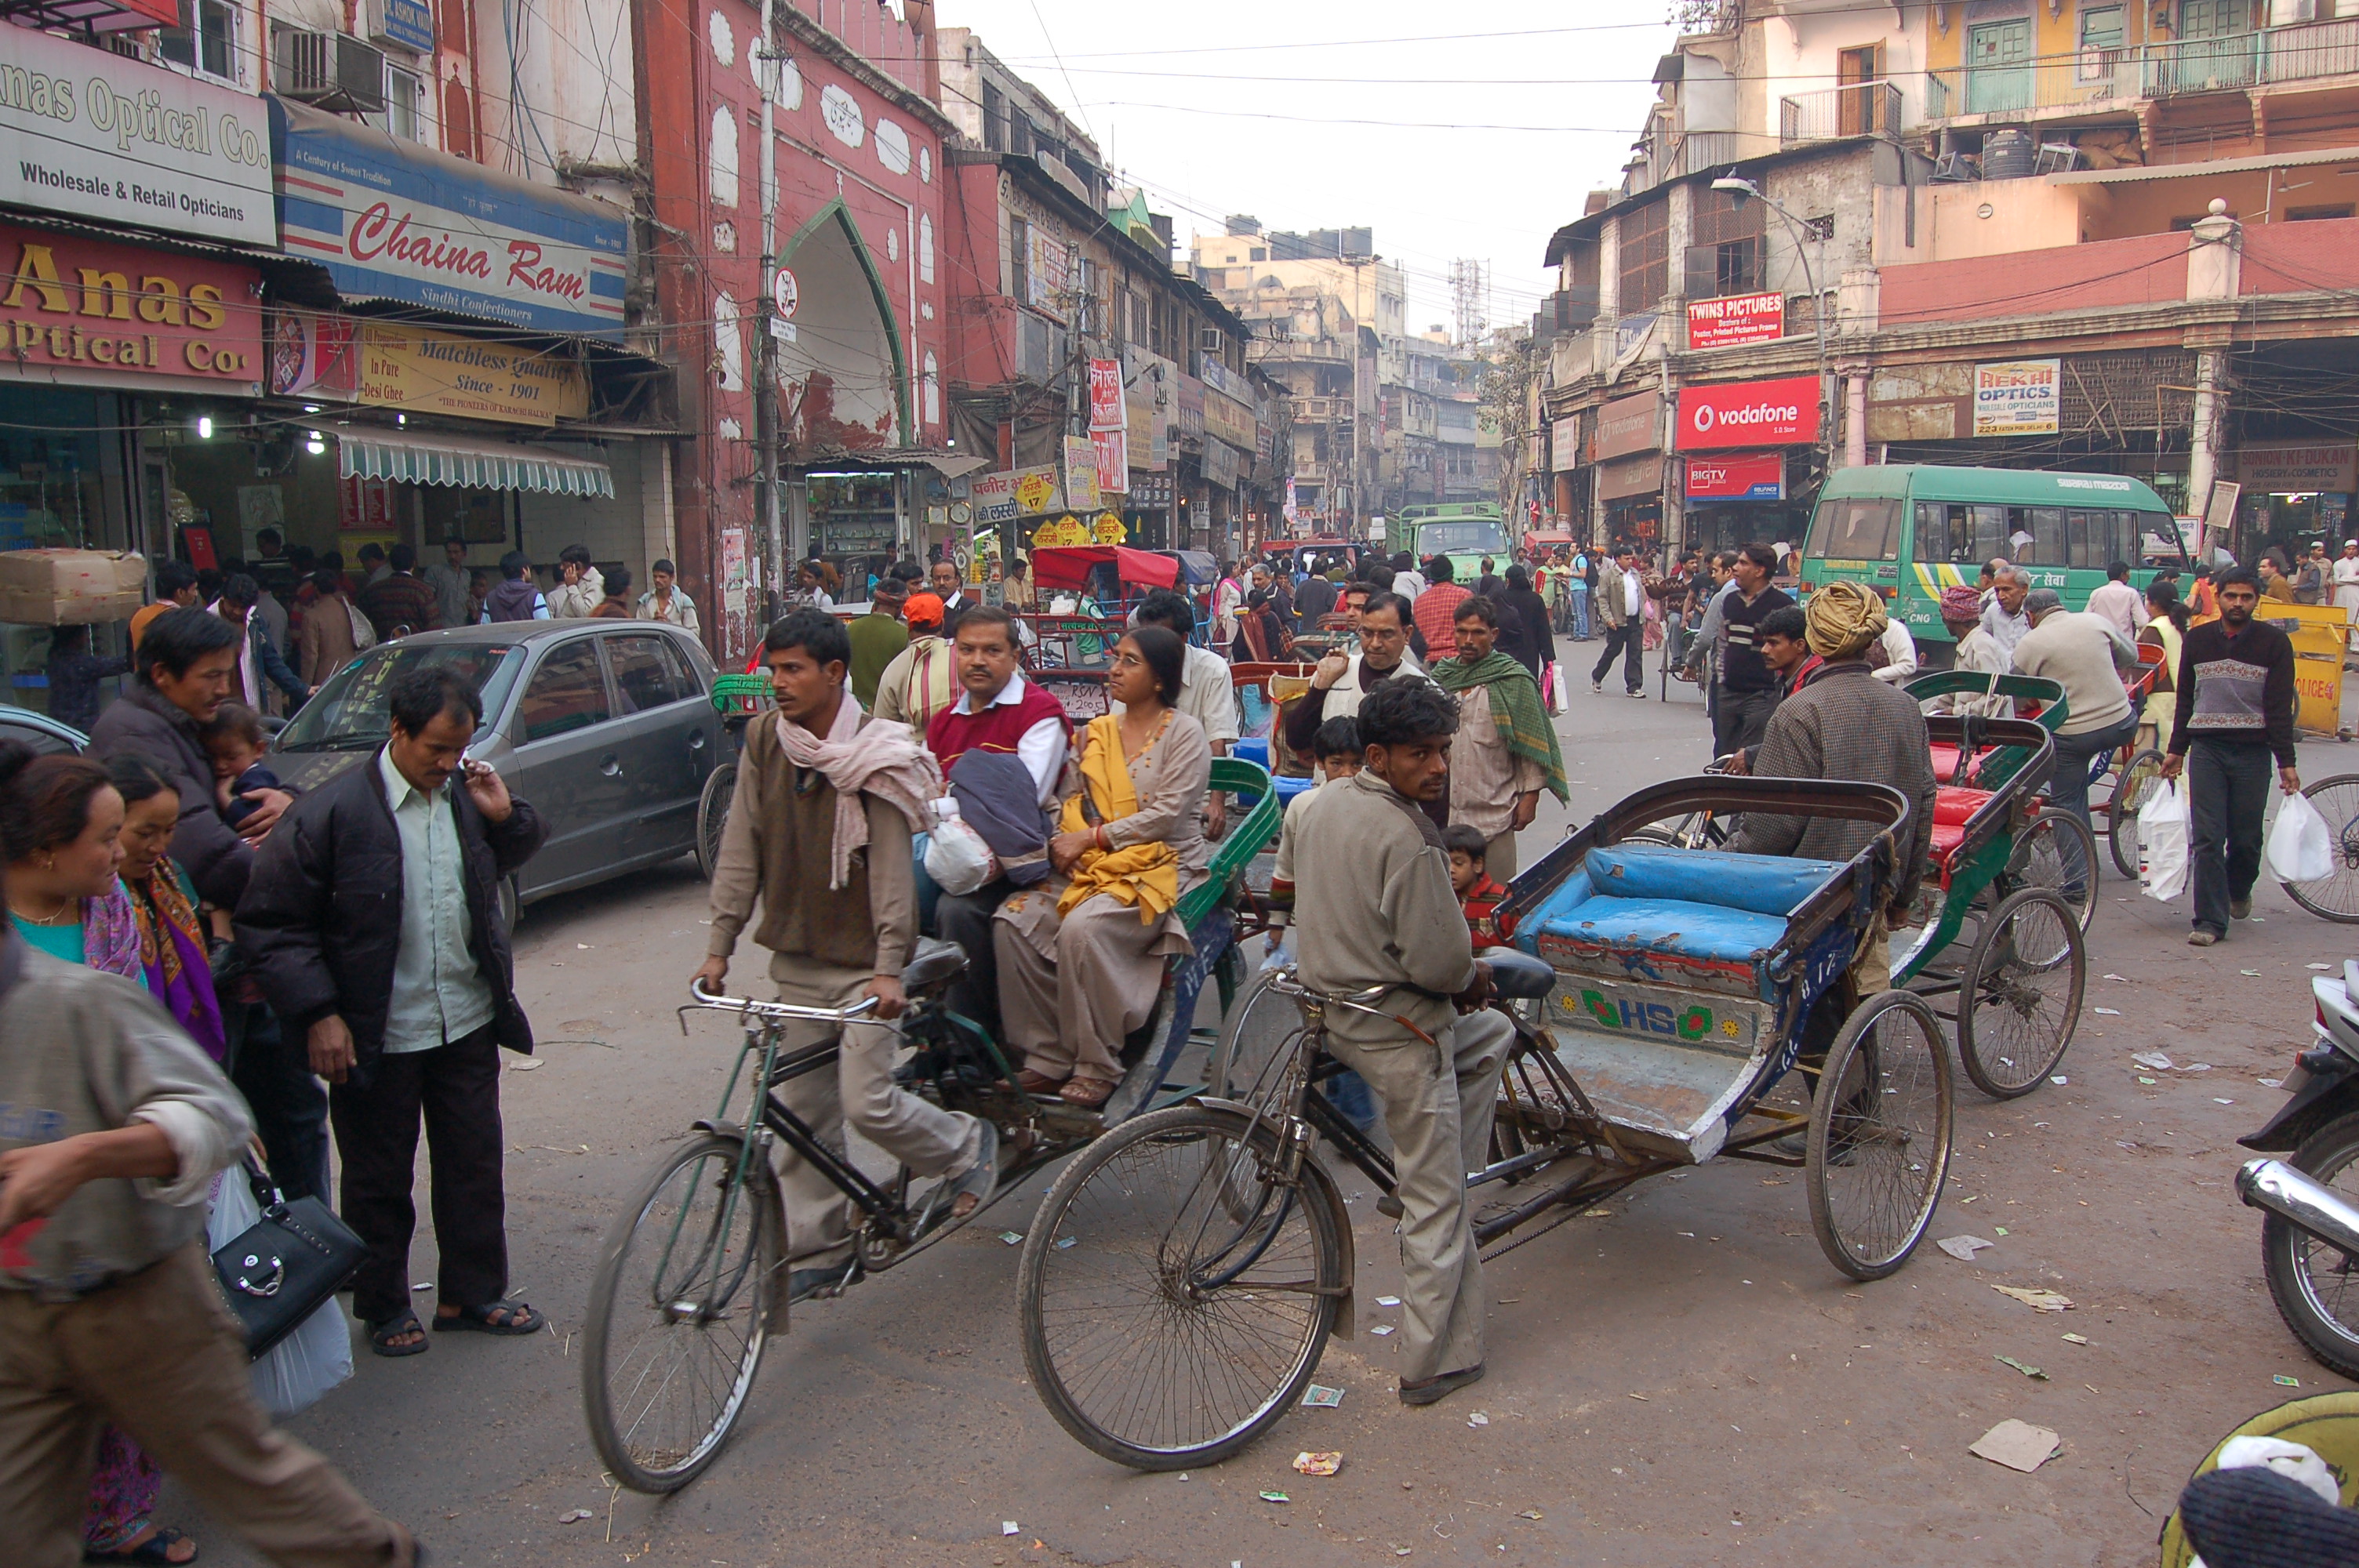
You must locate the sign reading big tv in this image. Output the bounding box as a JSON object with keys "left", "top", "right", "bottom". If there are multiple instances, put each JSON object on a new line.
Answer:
{"left": 0, "top": 27, "right": 274, "bottom": 248}
{"left": 272, "top": 98, "right": 625, "bottom": 338}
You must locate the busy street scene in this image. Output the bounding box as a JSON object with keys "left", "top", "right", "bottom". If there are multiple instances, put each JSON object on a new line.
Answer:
{"left": 14, "top": 0, "right": 2359, "bottom": 1564}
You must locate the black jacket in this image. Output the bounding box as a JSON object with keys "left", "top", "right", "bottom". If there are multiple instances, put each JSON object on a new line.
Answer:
{"left": 87, "top": 684, "right": 259, "bottom": 909}
{"left": 235, "top": 751, "right": 547, "bottom": 1084}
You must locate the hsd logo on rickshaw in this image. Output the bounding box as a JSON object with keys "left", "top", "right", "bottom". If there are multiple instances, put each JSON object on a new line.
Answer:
{"left": 1563, "top": 989, "right": 1739, "bottom": 1043}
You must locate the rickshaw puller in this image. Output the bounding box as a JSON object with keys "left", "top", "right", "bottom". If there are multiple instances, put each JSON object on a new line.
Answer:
{"left": 1287, "top": 679, "right": 1510, "bottom": 1406}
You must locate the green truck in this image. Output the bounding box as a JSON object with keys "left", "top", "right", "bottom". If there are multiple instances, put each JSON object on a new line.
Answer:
{"left": 1388, "top": 502, "right": 1510, "bottom": 586}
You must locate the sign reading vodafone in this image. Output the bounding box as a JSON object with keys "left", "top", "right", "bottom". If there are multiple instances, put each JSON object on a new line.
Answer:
{"left": 1677, "top": 376, "right": 1819, "bottom": 451}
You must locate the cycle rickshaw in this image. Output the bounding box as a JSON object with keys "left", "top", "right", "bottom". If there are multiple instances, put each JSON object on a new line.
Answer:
{"left": 1016, "top": 775, "right": 1954, "bottom": 1469}
{"left": 579, "top": 754, "right": 1289, "bottom": 1492}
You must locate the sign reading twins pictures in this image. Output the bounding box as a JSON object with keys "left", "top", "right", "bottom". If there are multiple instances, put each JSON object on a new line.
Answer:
{"left": 271, "top": 97, "right": 627, "bottom": 339}
{"left": 0, "top": 24, "right": 275, "bottom": 248}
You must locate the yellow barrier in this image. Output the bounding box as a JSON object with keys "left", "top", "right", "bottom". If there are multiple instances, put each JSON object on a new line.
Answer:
{"left": 2261, "top": 604, "right": 2351, "bottom": 738}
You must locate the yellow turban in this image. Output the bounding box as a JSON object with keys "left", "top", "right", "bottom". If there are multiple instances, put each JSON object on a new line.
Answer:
{"left": 1804, "top": 579, "right": 1889, "bottom": 659}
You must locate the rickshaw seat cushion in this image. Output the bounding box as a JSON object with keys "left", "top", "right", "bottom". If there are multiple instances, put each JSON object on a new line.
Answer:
{"left": 1534, "top": 895, "right": 1788, "bottom": 967}
{"left": 1584, "top": 843, "right": 1846, "bottom": 918}
{"left": 1928, "top": 786, "right": 1994, "bottom": 866}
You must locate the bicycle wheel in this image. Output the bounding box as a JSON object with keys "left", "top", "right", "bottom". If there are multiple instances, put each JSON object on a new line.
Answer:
{"left": 1807, "top": 990, "right": 1952, "bottom": 1282}
{"left": 1019, "top": 1103, "right": 1345, "bottom": 1470}
{"left": 1207, "top": 964, "right": 1310, "bottom": 1103}
{"left": 583, "top": 1133, "right": 778, "bottom": 1492}
{"left": 2008, "top": 810, "right": 2098, "bottom": 932}
{"left": 1955, "top": 887, "right": 2085, "bottom": 1099}
{"left": 2106, "top": 750, "right": 2166, "bottom": 879}
{"left": 2281, "top": 775, "right": 2359, "bottom": 924}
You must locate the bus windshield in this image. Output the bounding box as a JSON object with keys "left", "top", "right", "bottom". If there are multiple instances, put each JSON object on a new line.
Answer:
{"left": 1417, "top": 519, "right": 1506, "bottom": 557}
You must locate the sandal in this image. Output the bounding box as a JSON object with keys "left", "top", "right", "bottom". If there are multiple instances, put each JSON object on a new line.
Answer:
{"left": 1059, "top": 1077, "right": 1115, "bottom": 1110}
{"left": 947, "top": 1121, "right": 998, "bottom": 1220}
{"left": 431, "top": 1299, "right": 543, "bottom": 1336}
{"left": 1015, "top": 1069, "right": 1065, "bottom": 1096}
{"left": 85, "top": 1526, "right": 198, "bottom": 1565}
{"left": 366, "top": 1313, "right": 431, "bottom": 1357}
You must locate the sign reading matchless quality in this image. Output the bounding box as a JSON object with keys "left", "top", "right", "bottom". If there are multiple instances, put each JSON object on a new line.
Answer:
{"left": 0, "top": 25, "right": 275, "bottom": 248}
{"left": 356, "top": 322, "right": 589, "bottom": 425}
{"left": 271, "top": 97, "right": 627, "bottom": 338}
{"left": 1676, "top": 376, "right": 1819, "bottom": 451}
{"left": 1973, "top": 358, "right": 2061, "bottom": 437}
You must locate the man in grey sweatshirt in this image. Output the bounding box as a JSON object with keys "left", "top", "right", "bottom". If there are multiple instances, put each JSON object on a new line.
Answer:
{"left": 0, "top": 928, "right": 416, "bottom": 1566}
{"left": 1285, "top": 679, "right": 1512, "bottom": 1407}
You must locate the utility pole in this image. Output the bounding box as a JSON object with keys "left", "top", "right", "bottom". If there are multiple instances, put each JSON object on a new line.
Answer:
{"left": 754, "top": 0, "right": 783, "bottom": 602}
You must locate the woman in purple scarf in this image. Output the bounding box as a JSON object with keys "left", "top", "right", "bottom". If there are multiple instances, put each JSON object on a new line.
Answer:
{"left": 104, "top": 756, "right": 227, "bottom": 1062}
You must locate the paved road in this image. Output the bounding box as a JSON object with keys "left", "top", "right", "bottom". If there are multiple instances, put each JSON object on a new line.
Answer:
{"left": 190, "top": 652, "right": 2359, "bottom": 1567}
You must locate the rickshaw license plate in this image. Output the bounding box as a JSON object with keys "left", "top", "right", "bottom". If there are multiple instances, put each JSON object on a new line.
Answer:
{"left": 1550, "top": 975, "right": 1762, "bottom": 1054}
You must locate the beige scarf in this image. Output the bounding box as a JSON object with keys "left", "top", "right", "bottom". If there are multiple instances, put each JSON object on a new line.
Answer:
{"left": 775, "top": 700, "right": 943, "bottom": 888}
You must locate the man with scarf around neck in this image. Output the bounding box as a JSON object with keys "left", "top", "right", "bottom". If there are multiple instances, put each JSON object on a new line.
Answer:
{"left": 1730, "top": 581, "right": 1937, "bottom": 995}
{"left": 1430, "top": 594, "right": 1567, "bottom": 880}
{"left": 696, "top": 610, "right": 994, "bottom": 1302}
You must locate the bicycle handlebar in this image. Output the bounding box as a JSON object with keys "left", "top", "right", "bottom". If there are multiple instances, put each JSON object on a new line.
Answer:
{"left": 685, "top": 977, "right": 882, "bottom": 1025}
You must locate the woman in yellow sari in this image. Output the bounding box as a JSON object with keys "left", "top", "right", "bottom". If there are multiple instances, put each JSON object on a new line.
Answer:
{"left": 998, "top": 626, "right": 1211, "bottom": 1108}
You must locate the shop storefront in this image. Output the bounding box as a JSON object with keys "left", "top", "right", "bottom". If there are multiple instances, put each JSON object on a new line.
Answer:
{"left": 2229, "top": 441, "right": 2357, "bottom": 568}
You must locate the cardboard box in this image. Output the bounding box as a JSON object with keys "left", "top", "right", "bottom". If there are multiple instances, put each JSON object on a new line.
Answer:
{"left": 0, "top": 550, "right": 149, "bottom": 626}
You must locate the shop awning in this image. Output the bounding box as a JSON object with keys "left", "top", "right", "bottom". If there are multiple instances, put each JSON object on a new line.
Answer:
{"left": 337, "top": 430, "right": 614, "bottom": 499}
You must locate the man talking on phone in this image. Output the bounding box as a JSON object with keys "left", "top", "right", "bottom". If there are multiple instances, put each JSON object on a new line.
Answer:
{"left": 238, "top": 667, "right": 548, "bottom": 1359}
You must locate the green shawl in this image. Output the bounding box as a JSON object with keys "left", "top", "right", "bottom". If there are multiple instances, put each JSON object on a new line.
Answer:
{"left": 1430, "top": 651, "right": 1568, "bottom": 802}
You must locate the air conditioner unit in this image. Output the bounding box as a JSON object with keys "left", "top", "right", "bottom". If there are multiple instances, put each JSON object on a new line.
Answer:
{"left": 275, "top": 28, "right": 387, "bottom": 114}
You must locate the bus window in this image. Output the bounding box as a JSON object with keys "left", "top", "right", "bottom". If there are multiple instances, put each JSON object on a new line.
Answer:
{"left": 2066, "top": 510, "right": 2094, "bottom": 568}
{"left": 2007, "top": 506, "right": 2066, "bottom": 567}
{"left": 1814, "top": 497, "right": 1902, "bottom": 561}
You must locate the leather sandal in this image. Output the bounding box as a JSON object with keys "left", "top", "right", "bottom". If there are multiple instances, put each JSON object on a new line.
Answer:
{"left": 1016, "top": 1069, "right": 1065, "bottom": 1096}
{"left": 1059, "top": 1076, "right": 1115, "bottom": 1110}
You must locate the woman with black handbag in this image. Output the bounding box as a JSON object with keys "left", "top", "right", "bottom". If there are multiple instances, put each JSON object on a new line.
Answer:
{"left": 0, "top": 746, "right": 416, "bottom": 1568}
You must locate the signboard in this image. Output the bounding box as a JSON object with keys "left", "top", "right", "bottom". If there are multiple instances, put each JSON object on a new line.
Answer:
{"left": 1597, "top": 452, "right": 1663, "bottom": 501}
{"left": 1130, "top": 470, "right": 1174, "bottom": 509}
{"left": 1685, "top": 452, "right": 1784, "bottom": 503}
{"left": 772, "top": 267, "right": 798, "bottom": 319}
{"left": 1972, "top": 358, "right": 2061, "bottom": 437}
{"left": 366, "top": 0, "right": 436, "bottom": 52}
{"left": 1866, "top": 361, "right": 1972, "bottom": 444}
{"left": 0, "top": 223, "right": 265, "bottom": 388}
{"left": 719, "top": 527, "right": 749, "bottom": 613}
{"left": 1198, "top": 356, "right": 1252, "bottom": 406}
{"left": 1202, "top": 438, "right": 1243, "bottom": 491}
{"left": 2239, "top": 442, "right": 2358, "bottom": 494}
{"left": 1124, "top": 346, "right": 1172, "bottom": 468}
{"left": 1593, "top": 390, "right": 1660, "bottom": 461}
{"left": 1203, "top": 388, "right": 1256, "bottom": 452}
{"left": 355, "top": 322, "right": 590, "bottom": 425}
{"left": 267, "top": 311, "right": 358, "bottom": 400}
{"left": 0, "top": 25, "right": 274, "bottom": 248}
{"left": 1685, "top": 292, "right": 1784, "bottom": 351}
{"left": 1025, "top": 225, "right": 1067, "bottom": 317}
{"left": 1550, "top": 416, "right": 1584, "bottom": 473}
{"left": 1092, "top": 428, "right": 1128, "bottom": 496}
{"left": 273, "top": 97, "right": 627, "bottom": 338}
{"left": 1676, "top": 376, "right": 1819, "bottom": 451}
{"left": 1031, "top": 514, "right": 1089, "bottom": 548}
{"left": 1087, "top": 358, "right": 1122, "bottom": 429}
{"left": 1062, "top": 434, "right": 1100, "bottom": 511}
{"left": 1091, "top": 511, "right": 1127, "bottom": 544}
{"left": 975, "top": 463, "right": 1067, "bottom": 524}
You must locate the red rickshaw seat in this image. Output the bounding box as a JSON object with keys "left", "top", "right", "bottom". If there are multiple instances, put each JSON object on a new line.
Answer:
{"left": 1927, "top": 785, "right": 1993, "bottom": 872}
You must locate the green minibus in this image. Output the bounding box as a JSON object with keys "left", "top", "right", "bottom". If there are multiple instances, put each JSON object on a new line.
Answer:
{"left": 1796, "top": 465, "right": 2192, "bottom": 658}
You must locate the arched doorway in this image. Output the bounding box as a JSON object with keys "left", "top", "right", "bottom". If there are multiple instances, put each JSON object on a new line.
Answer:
{"left": 776, "top": 201, "right": 908, "bottom": 450}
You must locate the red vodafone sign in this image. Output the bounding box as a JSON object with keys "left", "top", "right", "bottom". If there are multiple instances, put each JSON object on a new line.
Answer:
{"left": 1677, "top": 376, "right": 1819, "bottom": 450}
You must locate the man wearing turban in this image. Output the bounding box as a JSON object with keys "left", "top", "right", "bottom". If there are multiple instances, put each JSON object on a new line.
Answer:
{"left": 1731, "top": 581, "right": 1939, "bottom": 993}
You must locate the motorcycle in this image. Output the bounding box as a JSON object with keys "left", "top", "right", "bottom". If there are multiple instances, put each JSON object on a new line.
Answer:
{"left": 2236, "top": 959, "right": 2359, "bottom": 1378}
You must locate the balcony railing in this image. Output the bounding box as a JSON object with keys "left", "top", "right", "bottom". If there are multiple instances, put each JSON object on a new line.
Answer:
{"left": 1918, "top": 20, "right": 2359, "bottom": 118}
{"left": 1779, "top": 80, "right": 1904, "bottom": 144}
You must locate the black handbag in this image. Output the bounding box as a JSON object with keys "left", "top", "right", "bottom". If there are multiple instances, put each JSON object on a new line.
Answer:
{"left": 209, "top": 1158, "right": 367, "bottom": 1359}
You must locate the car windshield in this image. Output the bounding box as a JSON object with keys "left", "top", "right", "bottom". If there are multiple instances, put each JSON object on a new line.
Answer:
{"left": 1417, "top": 520, "right": 1505, "bottom": 557}
{"left": 275, "top": 643, "right": 527, "bottom": 753}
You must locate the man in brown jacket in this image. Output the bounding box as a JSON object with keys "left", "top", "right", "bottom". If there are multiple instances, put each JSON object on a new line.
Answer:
{"left": 694, "top": 610, "right": 994, "bottom": 1301}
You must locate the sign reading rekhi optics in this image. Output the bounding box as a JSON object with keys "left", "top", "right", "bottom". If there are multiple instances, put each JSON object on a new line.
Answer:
{"left": 1675, "top": 376, "right": 1820, "bottom": 451}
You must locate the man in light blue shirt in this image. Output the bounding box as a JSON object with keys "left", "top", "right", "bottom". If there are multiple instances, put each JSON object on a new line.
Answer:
{"left": 378, "top": 746, "right": 496, "bottom": 1054}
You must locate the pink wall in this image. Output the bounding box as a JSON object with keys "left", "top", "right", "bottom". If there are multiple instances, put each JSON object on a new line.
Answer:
{"left": 1877, "top": 231, "right": 2188, "bottom": 328}
{"left": 2241, "top": 217, "right": 2359, "bottom": 296}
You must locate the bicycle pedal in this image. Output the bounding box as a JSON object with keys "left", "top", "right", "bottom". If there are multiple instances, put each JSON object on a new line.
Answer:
{"left": 1376, "top": 1193, "right": 1405, "bottom": 1219}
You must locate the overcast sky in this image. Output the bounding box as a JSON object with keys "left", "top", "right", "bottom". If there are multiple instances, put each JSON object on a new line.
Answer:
{"left": 932, "top": 0, "right": 1680, "bottom": 337}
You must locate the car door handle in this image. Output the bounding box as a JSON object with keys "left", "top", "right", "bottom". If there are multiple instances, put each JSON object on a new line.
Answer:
{"left": 689, "top": 730, "right": 707, "bottom": 750}
{"left": 599, "top": 753, "right": 622, "bottom": 777}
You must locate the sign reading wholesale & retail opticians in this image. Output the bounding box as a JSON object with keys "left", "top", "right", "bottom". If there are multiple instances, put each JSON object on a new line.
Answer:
{"left": 271, "top": 97, "right": 626, "bottom": 338}
{"left": 0, "top": 221, "right": 264, "bottom": 387}
{"left": 1685, "top": 292, "right": 1783, "bottom": 350}
{"left": 1685, "top": 452, "right": 1784, "bottom": 502}
{"left": 0, "top": 25, "right": 274, "bottom": 248}
{"left": 1676, "top": 376, "right": 1819, "bottom": 451}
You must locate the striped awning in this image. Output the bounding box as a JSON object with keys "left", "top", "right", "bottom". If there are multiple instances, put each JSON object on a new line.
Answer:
{"left": 337, "top": 431, "right": 615, "bottom": 498}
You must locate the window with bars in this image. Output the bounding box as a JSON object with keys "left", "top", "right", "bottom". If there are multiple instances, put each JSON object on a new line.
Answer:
{"left": 1009, "top": 216, "right": 1030, "bottom": 303}
{"left": 1617, "top": 199, "right": 1670, "bottom": 314}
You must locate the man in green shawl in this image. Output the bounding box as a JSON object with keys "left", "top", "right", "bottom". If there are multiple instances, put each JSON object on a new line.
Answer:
{"left": 1431, "top": 594, "right": 1568, "bottom": 879}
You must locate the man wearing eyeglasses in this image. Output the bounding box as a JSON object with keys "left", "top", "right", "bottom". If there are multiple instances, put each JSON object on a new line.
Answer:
{"left": 1282, "top": 591, "right": 1442, "bottom": 826}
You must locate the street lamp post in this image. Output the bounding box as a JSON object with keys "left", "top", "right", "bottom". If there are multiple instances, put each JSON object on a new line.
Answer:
{"left": 1710, "top": 176, "right": 1834, "bottom": 485}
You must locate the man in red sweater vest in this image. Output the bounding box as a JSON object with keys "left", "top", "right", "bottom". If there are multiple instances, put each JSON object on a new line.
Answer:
{"left": 922, "top": 606, "right": 1070, "bottom": 1041}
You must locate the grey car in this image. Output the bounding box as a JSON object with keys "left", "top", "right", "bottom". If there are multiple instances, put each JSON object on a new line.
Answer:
{"left": 271, "top": 621, "right": 729, "bottom": 924}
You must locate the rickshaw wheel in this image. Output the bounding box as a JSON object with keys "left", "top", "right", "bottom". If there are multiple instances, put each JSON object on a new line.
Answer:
{"left": 1956, "top": 887, "right": 2085, "bottom": 1099}
{"left": 2280, "top": 775, "right": 2359, "bottom": 925}
{"left": 1807, "top": 990, "right": 1952, "bottom": 1282}
{"left": 2106, "top": 749, "right": 2167, "bottom": 879}
{"left": 1018, "top": 1104, "right": 1347, "bottom": 1470}
{"left": 695, "top": 763, "right": 737, "bottom": 881}
{"left": 2008, "top": 810, "right": 2098, "bottom": 933}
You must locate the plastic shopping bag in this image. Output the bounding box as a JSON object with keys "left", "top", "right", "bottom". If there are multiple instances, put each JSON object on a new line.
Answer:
{"left": 2270, "top": 789, "right": 2333, "bottom": 884}
{"left": 2140, "top": 779, "right": 2191, "bottom": 904}
{"left": 208, "top": 1167, "right": 354, "bottom": 1417}
{"left": 922, "top": 798, "right": 997, "bottom": 896}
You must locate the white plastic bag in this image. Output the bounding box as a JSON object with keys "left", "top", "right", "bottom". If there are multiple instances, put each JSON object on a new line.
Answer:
{"left": 2140, "top": 779, "right": 2190, "bottom": 903}
{"left": 2270, "top": 789, "right": 2333, "bottom": 884}
{"left": 207, "top": 1167, "right": 354, "bottom": 1418}
{"left": 921, "top": 797, "right": 996, "bottom": 896}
